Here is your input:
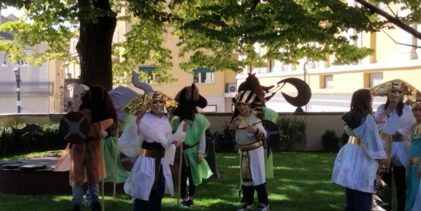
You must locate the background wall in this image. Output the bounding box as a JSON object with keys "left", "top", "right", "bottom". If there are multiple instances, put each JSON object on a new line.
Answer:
{"left": 0, "top": 112, "right": 345, "bottom": 151}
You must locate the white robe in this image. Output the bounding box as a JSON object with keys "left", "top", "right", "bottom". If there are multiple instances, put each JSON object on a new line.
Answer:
{"left": 235, "top": 113, "right": 267, "bottom": 186}
{"left": 332, "top": 115, "right": 386, "bottom": 193}
{"left": 123, "top": 112, "right": 185, "bottom": 200}
{"left": 375, "top": 104, "right": 416, "bottom": 168}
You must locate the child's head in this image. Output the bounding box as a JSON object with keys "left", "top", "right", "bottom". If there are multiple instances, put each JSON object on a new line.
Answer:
{"left": 412, "top": 103, "right": 421, "bottom": 123}
{"left": 234, "top": 90, "right": 256, "bottom": 116}
{"left": 350, "top": 89, "right": 372, "bottom": 115}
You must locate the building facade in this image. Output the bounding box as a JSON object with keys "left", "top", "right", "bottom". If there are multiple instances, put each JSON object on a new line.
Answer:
{"left": 237, "top": 3, "right": 421, "bottom": 112}
{"left": 0, "top": 14, "right": 65, "bottom": 114}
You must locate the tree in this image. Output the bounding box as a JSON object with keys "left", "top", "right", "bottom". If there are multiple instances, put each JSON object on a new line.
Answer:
{"left": 1, "top": 0, "right": 420, "bottom": 90}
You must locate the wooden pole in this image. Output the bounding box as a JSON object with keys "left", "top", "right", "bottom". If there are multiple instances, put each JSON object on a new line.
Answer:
{"left": 177, "top": 144, "right": 184, "bottom": 206}
{"left": 112, "top": 129, "right": 119, "bottom": 199}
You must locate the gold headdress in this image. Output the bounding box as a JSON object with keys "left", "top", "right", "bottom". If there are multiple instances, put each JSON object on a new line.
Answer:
{"left": 370, "top": 79, "right": 421, "bottom": 104}
{"left": 123, "top": 91, "right": 178, "bottom": 115}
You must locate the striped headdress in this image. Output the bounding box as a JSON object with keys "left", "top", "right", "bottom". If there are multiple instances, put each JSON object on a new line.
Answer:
{"left": 234, "top": 90, "right": 257, "bottom": 104}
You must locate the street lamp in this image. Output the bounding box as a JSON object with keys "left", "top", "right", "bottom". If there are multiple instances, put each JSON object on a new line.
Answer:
{"left": 13, "top": 66, "right": 22, "bottom": 113}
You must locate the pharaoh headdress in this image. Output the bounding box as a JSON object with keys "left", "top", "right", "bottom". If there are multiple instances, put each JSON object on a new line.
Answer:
{"left": 232, "top": 74, "right": 270, "bottom": 120}
{"left": 370, "top": 79, "right": 421, "bottom": 105}
{"left": 123, "top": 91, "right": 178, "bottom": 115}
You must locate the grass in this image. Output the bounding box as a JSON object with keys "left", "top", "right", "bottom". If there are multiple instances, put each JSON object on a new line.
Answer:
{"left": 0, "top": 151, "right": 345, "bottom": 211}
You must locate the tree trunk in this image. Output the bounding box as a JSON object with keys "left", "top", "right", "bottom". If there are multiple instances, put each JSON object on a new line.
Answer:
{"left": 77, "top": 0, "right": 116, "bottom": 91}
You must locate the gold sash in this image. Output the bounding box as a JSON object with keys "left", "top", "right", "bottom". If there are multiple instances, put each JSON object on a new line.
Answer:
{"left": 348, "top": 136, "right": 362, "bottom": 145}
{"left": 380, "top": 132, "right": 392, "bottom": 172}
{"left": 139, "top": 148, "right": 165, "bottom": 158}
{"left": 239, "top": 141, "right": 263, "bottom": 151}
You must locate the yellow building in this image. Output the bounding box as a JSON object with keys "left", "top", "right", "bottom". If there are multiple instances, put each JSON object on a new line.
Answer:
{"left": 237, "top": 7, "right": 420, "bottom": 111}
{"left": 68, "top": 3, "right": 421, "bottom": 113}
{"left": 112, "top": 14, "right": 237, "bottom": 113}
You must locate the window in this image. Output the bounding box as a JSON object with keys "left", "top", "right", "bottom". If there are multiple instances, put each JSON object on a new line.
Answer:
{"left": 364, "top": 72, "right": 383, "bottom": 88}
{"left": 138, "top": 65, "right": 156, "bottom": 83}
{"left": 320, "top": 75, "right": 333, "bottom": 89}
{"left": 193, "top": 67, "right": 214, "bottom": 84}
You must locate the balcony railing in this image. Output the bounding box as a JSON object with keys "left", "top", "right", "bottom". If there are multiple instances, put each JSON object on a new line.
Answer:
{"left": 0, "top": 81, "right": 53, "bottom": 96}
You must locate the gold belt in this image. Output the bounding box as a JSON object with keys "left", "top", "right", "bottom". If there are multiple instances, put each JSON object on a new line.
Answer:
{"left": 348, "top": 136, "right": 362, "bottom": 145}
{"left": 410, "top": 157, "right": 421, "bottom": 165}
{"left": 139, "top": 148, "right": 165, "bottom": 158}
{"left": 392, "top": 134, "right": 403, "bottom": 141}
{"left": 239, "top": 141, "right": 263, "bottom": 151}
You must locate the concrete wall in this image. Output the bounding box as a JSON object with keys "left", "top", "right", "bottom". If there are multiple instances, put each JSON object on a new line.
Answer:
{"left": 0, "top": 112, "right": 346, "bottom": 151}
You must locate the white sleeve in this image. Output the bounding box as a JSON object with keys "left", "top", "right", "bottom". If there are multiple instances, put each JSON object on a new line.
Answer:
{"left": 354, "top": 115, "right": 386, "bottom": 160}
{"left": 198, "top": 133, "right": 206, "bottom": 156}
{"left": 397, "top": 106, "right": 416, "bottom": 142}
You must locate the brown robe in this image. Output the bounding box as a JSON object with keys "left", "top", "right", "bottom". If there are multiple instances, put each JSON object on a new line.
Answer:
{"left": 69, "top": 109, "right": 113, "bottom": 187}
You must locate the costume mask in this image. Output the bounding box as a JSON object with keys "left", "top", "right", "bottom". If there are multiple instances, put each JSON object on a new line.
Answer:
{"left": 150, "top": 91, "right": 166, "bottom": 114}
{"left": 388, "top": 80, "right": 404, "bottom": 104}
{"left": 67, "top": 83, "right": 89, "bottom": 112}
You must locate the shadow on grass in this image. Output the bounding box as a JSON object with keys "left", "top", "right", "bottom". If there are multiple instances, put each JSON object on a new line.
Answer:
{"left": 0, "top": 152, "right": 344, "bottom": 211}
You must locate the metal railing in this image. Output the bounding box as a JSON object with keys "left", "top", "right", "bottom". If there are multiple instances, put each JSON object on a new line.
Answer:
{"left": 0, "top": 81, "right": 54, "bottom": 96}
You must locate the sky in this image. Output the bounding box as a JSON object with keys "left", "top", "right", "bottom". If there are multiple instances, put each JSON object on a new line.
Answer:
{"left": 0, "top": 7, "right": 21, "bottom": 17}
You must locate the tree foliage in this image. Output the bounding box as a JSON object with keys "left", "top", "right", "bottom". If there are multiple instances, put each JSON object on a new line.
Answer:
{"left": 1, "top": 0, "right": 420, "bottom": 88}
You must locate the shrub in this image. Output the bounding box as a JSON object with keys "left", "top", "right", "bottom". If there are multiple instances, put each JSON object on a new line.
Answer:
{"left": 209, "top": 126, "right": 236, "bottom": 153}
{"left": 0, "top": 123, "right": 65, "bottom": 156}
{"left": 321, "top": 129, "right": 340, "bottom": 152}
{"left": 275, "top": 117, "right": 306, "bottom": 151}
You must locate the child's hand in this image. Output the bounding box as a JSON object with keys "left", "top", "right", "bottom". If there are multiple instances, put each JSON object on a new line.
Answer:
{"left": 98, "top": 130, "right": 108, "bottom": 139}
{"left": 228, "top": 120, "right": 240, "bottom": 130}
{"left": 246, "top": 125, "right": 258, "bottom": 134}
{"left": 196, "top": 154, "right": 203, "bottom": 164}
{"left": 173, "top": 140, "right": 183, "bottom": 147}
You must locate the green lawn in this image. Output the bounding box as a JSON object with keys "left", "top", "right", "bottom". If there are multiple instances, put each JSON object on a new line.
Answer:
{"left": 0, "top": 152, "right": 344, "bottom": 211}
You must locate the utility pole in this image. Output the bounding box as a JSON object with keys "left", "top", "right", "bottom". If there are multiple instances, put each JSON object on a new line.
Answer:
{"left": 13, "top": 61, "right": 22, "bottom": 113}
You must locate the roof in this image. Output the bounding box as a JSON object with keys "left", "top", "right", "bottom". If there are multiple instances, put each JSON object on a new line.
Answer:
{"left": 0, "top": 14, "right": 17, "bottom": 40}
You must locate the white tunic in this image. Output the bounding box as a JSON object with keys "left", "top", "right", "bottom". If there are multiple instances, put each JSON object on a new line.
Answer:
{"left": 235, "top": 113, "right": 267, "bottom": 186}
{"left": 123, "top": 112, "right": 185, "bottom": 200}
{"left": 375, "top": 104, "right": 416, "bottom": 168}
{"left": 332, "top": 115, "right": 386, "bottom": 193}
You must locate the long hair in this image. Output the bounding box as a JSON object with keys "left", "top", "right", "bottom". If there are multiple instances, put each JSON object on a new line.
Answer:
{"left": 80, "top": 85, "right": 118, "bottom": 129}
{"left": 343, "top": 89, "right": 372, "bottom": 129}
{"left": 384, "top": 99, "right": 404, "bottom": 116}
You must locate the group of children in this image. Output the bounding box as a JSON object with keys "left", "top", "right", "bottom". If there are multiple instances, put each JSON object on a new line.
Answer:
{"left": 63, "top": 73, "right": 273, "bottom": 211}
{"left": 62, "top": 76, "right": 421, "bottom": 211}
{"left": 332, "top": 79, "right": 421, "bottom": 211}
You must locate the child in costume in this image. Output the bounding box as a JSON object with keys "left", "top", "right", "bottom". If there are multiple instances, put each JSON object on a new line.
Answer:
{"left": 68, "top": 84, "right": 117, "bottom": 211}
{"left": 332, "top": 89, "right": 387, "bottom": 211}
{"left": 171, "top": 84, "right": 213, "bottom": 207}
{"left": 122, "top": 91, "right": 186, "bottom": 211}
{"left": 371, "top": 80, "right": 416, "bottom": 211}
{"left": 229, "top": 90, "right": 269, "bottom": 211}
{"left": 405, "top": 98, "right": 421, "bottom": 211}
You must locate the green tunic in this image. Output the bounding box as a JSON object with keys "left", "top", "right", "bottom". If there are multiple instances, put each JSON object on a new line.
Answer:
{"left": 263, "top": 107, "right": 278, "bottom": 178}
{"left": 102, "top": 135, "right": 130, "bottom": 183}
{"left": 171, "top": 113, "right": 213, "bottom": 186}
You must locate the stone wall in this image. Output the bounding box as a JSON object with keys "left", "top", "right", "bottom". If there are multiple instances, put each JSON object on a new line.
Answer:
{"left": 0, "top": 112, "right": 346, "bottom": 151}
